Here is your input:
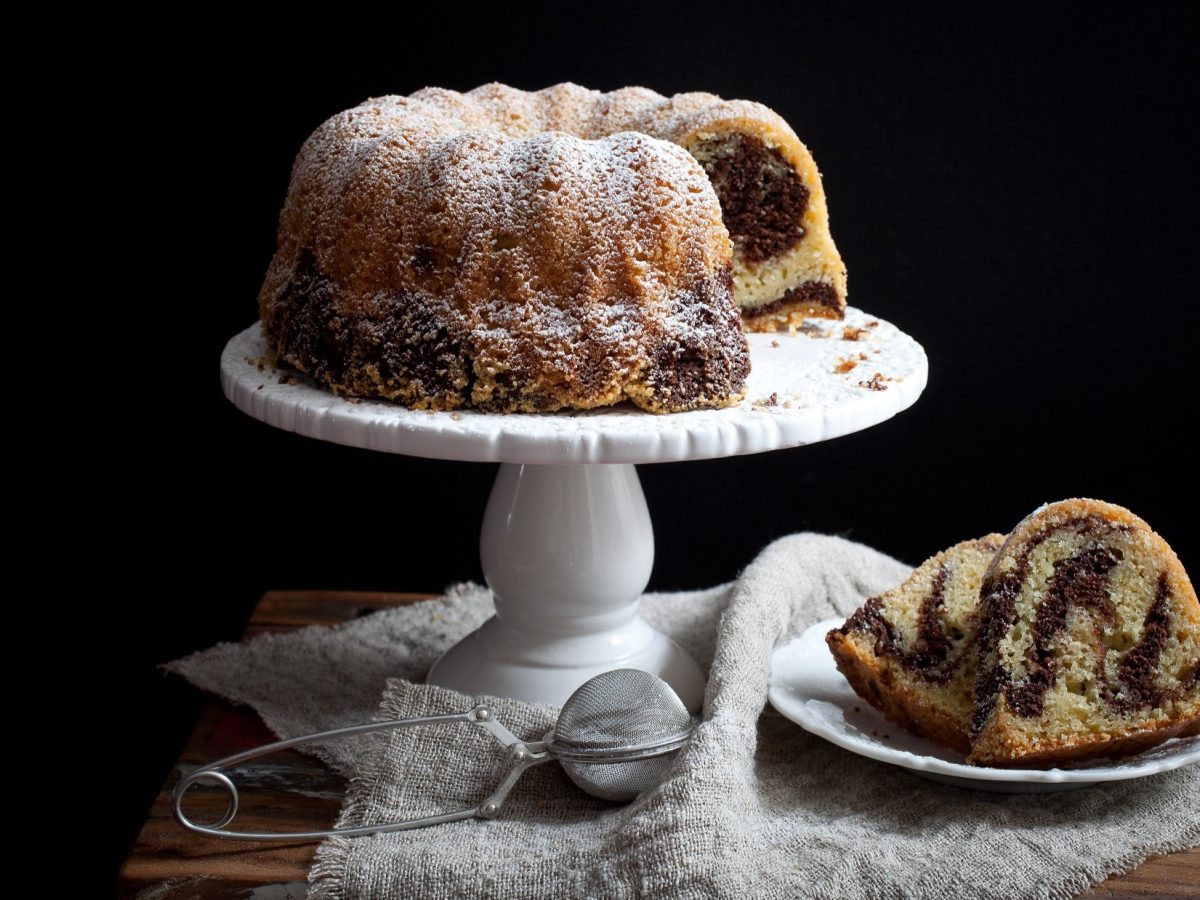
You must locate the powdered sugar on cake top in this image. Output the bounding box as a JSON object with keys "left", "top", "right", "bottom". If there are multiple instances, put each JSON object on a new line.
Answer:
{"left": 258, "top": 83, "right": 758, "bottom": 412}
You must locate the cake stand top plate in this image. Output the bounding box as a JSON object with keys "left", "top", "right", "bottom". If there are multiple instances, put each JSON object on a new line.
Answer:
{"left": 220, "top": 307, "right": 927, "bottom": 465}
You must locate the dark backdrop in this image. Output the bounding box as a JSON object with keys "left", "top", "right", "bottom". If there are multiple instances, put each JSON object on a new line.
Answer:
{"left": 118, "top": 3, "right": 1198, "bottom": 873}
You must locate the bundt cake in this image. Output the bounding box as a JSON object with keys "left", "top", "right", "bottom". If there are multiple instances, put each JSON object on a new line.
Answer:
{"left": 970, "top": 499, "right": 1200, "bottom": 766}
{"left": 258, "top": 83, "right": 846, "bottom": 412}
{"left": 827, "top": 535, "right": 1006, "bottom": 754}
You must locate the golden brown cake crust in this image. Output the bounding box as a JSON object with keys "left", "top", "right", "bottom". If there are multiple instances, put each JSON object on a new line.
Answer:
{"left": 969, "top": 499, "right": 1200, "bottom": 766}
{"left": 970, "top": 715, "right": 1200, "bottom": 768}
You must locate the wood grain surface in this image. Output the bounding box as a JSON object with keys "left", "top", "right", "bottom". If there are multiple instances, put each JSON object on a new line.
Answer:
{"left": 118, "top": 590, "right": 1199, "bottom": 898}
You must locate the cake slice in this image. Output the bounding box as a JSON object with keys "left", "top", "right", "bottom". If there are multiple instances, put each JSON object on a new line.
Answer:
{"left": 969, "top": 499, "right": 1200, "bottom": 767}
{"left": 827, "top": 535, "right": 1006, "bottom": 753}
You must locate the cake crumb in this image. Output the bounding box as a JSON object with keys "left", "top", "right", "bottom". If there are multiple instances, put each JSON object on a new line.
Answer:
{"left": 873, "top": 349, "right": 881, "bottom": 355}
{"left": 277, "top": 373, "right": 298, "bottom": 386}
{"left": 257, "top": 384, "right": 264, "bottom": 390}
{"left": 798, "top": 322, "right": 829, "bottom": 338}
{"left": 834, "top": 356, "right": 859, "bottom": 374}
{"left": 858, "top": 352, "right": 868, "bottom": 361}
{"left": 859, "top": 372, "right": 889, "bottom": 391}
{"left": 770, "top": 339, "right": 780, "bottom": 348}
{"left": 842, "top": 325, "right": 868, "bottom": 341}
{"left": 866, "top": 320, "right": 880, "bottom": 328}
{"left": 752, "top": 392, "right": 780, "bottom": 411}
{"left": 451, "top": 412, "right": 463, "bottom": 421}
{"left": 782, "top": 400, "right": 793, "bottom": 409}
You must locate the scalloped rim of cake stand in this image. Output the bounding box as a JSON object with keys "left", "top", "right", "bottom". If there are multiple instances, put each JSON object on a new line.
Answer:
{"left": 220, "top": 307, "right": 927, "bottom": 465}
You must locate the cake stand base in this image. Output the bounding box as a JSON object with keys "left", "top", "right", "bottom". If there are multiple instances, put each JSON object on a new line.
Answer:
{"left": 427, "top": 616, "right": 705, "bottom": 712}
{"left": 426, "top": 463, "right": 706, "bottom": 712}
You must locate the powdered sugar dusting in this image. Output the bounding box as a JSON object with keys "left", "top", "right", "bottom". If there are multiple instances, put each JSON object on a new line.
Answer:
{"left": 258, "top": 84, "right": 760, "bottom": 412}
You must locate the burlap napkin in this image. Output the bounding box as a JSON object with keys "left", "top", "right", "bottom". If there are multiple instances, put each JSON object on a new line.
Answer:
{"left": 169, "top": 534, "right": 1199, "bottom": 899}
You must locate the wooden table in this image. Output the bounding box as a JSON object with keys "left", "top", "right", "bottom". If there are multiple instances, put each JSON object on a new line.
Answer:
{"left": 119, "top": 590, "right": 1199, "bottom": 898}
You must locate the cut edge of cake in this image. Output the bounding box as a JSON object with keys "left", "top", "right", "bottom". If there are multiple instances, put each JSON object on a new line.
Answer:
{"left": 677, "top": 111, "right": 847, "bottom": 328}
{"left": 968, "top": 498, "right": 1200, "bottom": 767}
{"left": 827, "top": 534, "right": 1006, "bottom": 755}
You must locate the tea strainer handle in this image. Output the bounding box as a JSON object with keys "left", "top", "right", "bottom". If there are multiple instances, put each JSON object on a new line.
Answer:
{"left": 172, "top": 705, "right": 550, "bottom": 840}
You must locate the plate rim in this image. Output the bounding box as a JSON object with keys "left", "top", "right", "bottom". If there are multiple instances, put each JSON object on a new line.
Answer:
{"left": 768, "top": 617, "right": 1200, "bottom": 784}
{"left": 219, "top": 307, "right": 928, "bottom": 465}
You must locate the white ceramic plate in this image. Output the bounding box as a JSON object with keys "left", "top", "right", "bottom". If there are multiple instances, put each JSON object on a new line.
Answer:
{"left": 220, "top": 307, "right": 926, "bottom": 465}
{"left": 768, "top": 618, "right": 1200, "bottom": 792}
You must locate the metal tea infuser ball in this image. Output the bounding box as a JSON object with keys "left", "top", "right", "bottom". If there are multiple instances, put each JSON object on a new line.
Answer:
{"left": 173, "top": 668, "right": 697, "bottom": 840}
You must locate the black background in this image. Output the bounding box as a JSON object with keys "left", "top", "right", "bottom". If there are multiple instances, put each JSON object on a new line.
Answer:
{"left": 118, "top": 3, "right": 1198, "bottom": 876}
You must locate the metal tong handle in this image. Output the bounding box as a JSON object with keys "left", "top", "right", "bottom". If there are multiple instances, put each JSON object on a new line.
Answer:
{"left": 172, "top": 704, "right": 550, "bottom": 841}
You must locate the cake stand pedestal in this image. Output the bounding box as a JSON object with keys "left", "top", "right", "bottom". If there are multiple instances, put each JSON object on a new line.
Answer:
{"left": 220, "top": 308, "right": 927, "bottom": 712}
{"left": 435, "top": 462, "right": 703, "bottom": 707}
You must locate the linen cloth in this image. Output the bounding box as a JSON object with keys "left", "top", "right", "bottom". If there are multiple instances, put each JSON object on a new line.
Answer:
{"left": 170, "top": 534, "right": 1199, "bottom": 899}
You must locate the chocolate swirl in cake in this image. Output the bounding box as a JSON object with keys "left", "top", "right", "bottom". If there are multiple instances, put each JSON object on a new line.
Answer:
{"left": 972, "top": 516, "right": 1186, "bottom": 737}
{"left": 1106, "top": 573, "right": 1172, "bottom": 712}
{"left": 740, "top": 283, "right": 842, "bottom": 322}
{"left": 1003, "top": 545, "right": 1120, "bottom": 717}
{"left": 842, "top": 565, "right": 978, "bottom": 685}
{"left": 694, "top": 134, "right": 809, "bottom": 263}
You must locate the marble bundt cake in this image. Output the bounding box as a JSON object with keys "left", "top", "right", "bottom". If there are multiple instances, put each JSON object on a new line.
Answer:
{"left": 827, "top": 535, "right": 1006, "bottom": 753}
{"left": 970, "top": 500, "right": 1200, "bottom": 766}
{"left": 258, "top": 83, "right": 846, "bottom": 412}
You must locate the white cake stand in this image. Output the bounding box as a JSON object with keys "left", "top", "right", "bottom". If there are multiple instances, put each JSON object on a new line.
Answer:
{"left": 220, "top": 308, "right": 927, "bottom": 712}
